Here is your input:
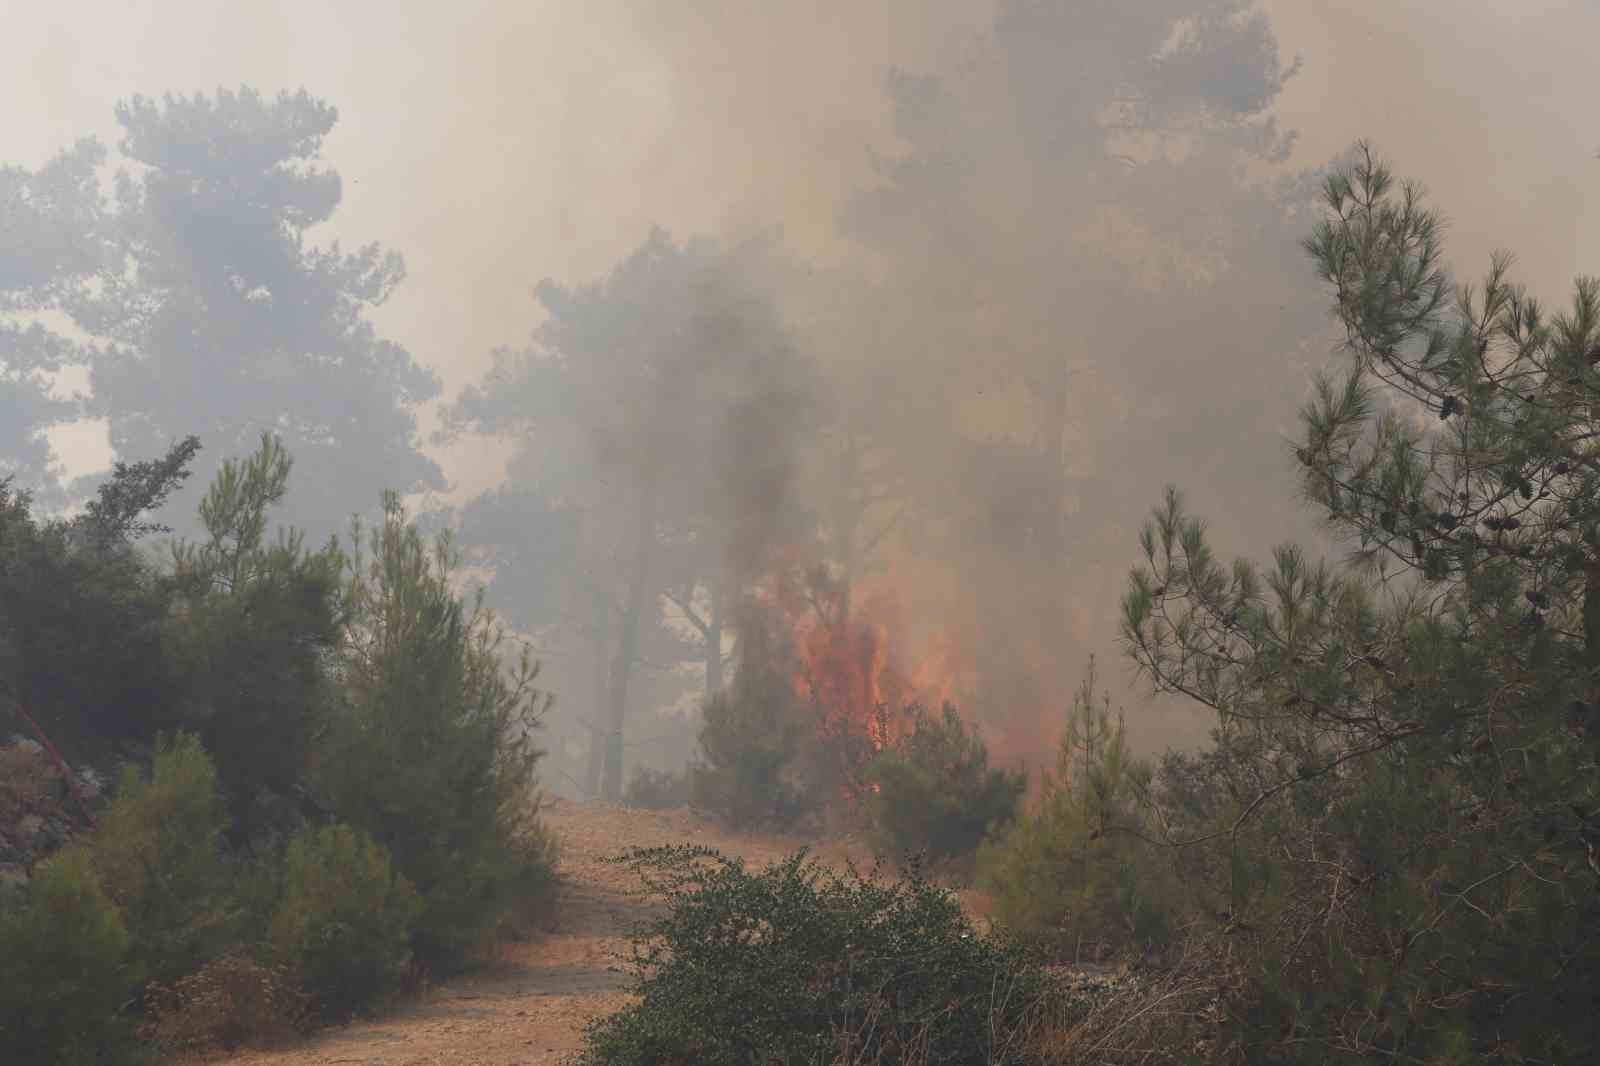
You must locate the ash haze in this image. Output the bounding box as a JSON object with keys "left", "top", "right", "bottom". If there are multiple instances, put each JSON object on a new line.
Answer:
{"left": 3, "top": 1, "right": 1597, "bottom": 795}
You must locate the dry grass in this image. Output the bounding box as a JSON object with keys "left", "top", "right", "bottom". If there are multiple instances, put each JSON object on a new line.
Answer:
{"left": 1024, "top": 936, "right": 1231, "bottom": 1065}
{"left": 817, "top": 935, "right": 1234, "bottom": 1066}
{"left": 812, "top": 964, "right": 1059, "bottom": 1066}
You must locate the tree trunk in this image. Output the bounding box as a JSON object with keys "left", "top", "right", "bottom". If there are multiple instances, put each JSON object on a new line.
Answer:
{"left": 584, "top": 610, "right": 609, "bottom": 801}
{"left": 602, "top": 480, "right": 658, "bottom": 802}
{"left": 1584, "top": 562, "right": 1600, "bottom": 715}
{"left": 705, "top": 573, "right": 724, "bottom": 700}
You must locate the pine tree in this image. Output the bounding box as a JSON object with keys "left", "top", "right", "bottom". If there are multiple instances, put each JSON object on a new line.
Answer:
{"left": 1121, "top": 144, "right": 1600, "bottom": 1062}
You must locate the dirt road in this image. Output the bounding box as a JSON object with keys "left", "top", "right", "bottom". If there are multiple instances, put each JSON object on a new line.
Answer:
{"left": 213, "top": 800, "right": 888, "bottom": 1066}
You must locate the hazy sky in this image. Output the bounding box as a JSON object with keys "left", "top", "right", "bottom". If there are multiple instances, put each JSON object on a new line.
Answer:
{"left": 5, "top": 0, "right": 1595, "bottom": 493}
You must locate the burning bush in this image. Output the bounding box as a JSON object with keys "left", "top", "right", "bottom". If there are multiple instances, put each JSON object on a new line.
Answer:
{"left": 863, "top": 702, "right": 1026, "bottom": 879}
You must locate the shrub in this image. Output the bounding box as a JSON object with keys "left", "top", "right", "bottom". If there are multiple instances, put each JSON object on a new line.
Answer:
{"left": 164, "top": 433, "right": 344, "bottom": 841}
{"left": 977, "top": 663, "right": 1182, "bottom": 961}
{"left": 225, "top": 838, "right": 291, "bottom": 950}
{"left": 1025, "top": 933, "right": 1230, "bottom": 1065}
{"left": 578, "top": 844, "right": 1055, "bottom": 1066}
{"left": 490, "top": 816, "right": 562, "bottom": 945}
{"left": 623, "top": 766, "right": 691, "bottom": 809}
{"left": 0, "top": 459, "right": 186, "bottom": 766}
{"left": 0, "top": 846, "right": 138, "bottom": 1066}
{"left": 863, "top": 702, "right": 1026, "bottom": 877}
{"left": 91, "top": 731, "right": 236, "bottom": 989}
{"left": 141, "top": 952, "right": 310, "bottom": 1053}
{"left": 690, "top": 667, "right": 814, "bottom": 831}
{"left": 267, "top": 822, "right": 421, "bottom": 1020}
{"left": 314, "top": 491, "right": 557, "bottom": 972}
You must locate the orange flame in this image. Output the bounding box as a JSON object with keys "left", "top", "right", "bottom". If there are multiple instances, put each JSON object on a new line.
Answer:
{"left": 756, "top": 550, "right": 977, "bottom": 811}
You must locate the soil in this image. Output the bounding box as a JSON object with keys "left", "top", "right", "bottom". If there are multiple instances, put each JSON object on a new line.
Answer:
{"left": 208, "top": 800, "right": 987, "bottom": 1066}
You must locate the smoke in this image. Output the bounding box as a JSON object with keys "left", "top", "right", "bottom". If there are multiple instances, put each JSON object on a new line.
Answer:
{"left": 434, "top": 0, "right": 1600, "bottom": 771}
{"left": 5, "top": 0, "right": 1597, "bottom": 775}
{"left": 607, "top": 1, "right": 1332, "bottom": 764}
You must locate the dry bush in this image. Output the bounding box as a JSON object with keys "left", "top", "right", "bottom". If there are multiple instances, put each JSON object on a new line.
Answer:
{"left": 623, "top": 766, "right": 692, "bottom": 810}
{"left": 0, "top": 742, "right": 56, "bottom": 823}
{"left": 141, "top": 952, "right": 311, "bottom": 1053}
{"left": 400, "top": 957, "right": 435, "bottom": 1000}
{"left": 820, "top": 976, "right": 1058, "bottom": 1066}
{"left": 1024, "top": 932, "right": 1232, "bottom": 1065}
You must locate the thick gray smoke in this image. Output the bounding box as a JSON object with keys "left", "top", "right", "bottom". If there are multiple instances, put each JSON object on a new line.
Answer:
{"left": 4, "top": 0, "right": 1596, "bottom": 795}
{"left": 433, "top": 2, "right": 1345, "bottom": 794}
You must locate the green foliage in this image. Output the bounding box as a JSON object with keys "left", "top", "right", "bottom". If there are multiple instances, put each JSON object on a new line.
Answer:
{"left": 578, "top": 845, "right": 1053, "bottom": 1066}
{"left": 91, "top": 732, "right": 236, "bottom": 990}
{"left": 623, "top": 766, "right": 692, "bottom": 809}
{"left": 978, "top": 662, "right": 1180, "bottom": 959}
{"left": 492, "top": 815, "right": 563, "bottom": 944}
{"left": 864, "top": 702, "right": 1025, "bottom": 876}
{"left": 0, "top": 467, "right": 178, "bottom": 762}
{"left": 165, "top": 433, "right": 344, "bottom": 837}
{"left": 267, "top": 823, "right": 421, "bottom": 1020}
{"left": 315, "top": 490, "right": 556, "bottom": 971}
{"left": 0, "top": 846, "right": 138, "bottom": 1066}
{"left": 77, "top": 435, "right": 202, "bottom": 549}
{"left": 690, "top": 674, "right": 814, "bottom": 831}
{"left": 1121, "top": 144, "right": 1600, "bottom": 1062}
{"left": 226, "top": 839, "right": 290, "bottom": 950}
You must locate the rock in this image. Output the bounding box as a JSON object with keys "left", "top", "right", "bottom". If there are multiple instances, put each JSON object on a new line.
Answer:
{"left": 40, "top": 817, "right": 72, "bottom": 849}
{"left": 74, "top": 766, "right": 106, "bottom": 801}
{"left": 14, "top": 814, "right": 43, "bottom": 843}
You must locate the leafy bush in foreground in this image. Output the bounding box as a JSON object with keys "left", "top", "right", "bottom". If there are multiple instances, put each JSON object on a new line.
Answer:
{"left": 267, "top": 822, "right": 421, "bottom": 1020}
{"left": 0, "top": 847, "right": 138, "bottom": 1066}
{"left": 91, "top": 731, "right": 236, "bottom": 990}
{"left": 163, "top": 432, "right": 344, "bottom": 841}
{"left": 314, "top": 491, "right": 557, "bottom": 972}
{"left": 978, "top": 664, "right": 1182, "bottom": 960}
{"left": 864, "top": 702, "right": 1025, "bottom": 877}
{"left": 578, "top": 845, "right": 1054, "bottom": 1066}
{"left": 1119, "top": 147, "right": 1600, "bottom": 1060}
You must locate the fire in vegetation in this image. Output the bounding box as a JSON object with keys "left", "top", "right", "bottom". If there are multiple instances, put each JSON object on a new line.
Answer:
{"left": 756, "top": 551, "right": 977, "bottom": 809}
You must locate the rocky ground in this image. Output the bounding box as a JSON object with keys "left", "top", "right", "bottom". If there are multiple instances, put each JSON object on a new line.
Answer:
{"left": 0, "top": 737, "right": 107, "bottom": 895}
